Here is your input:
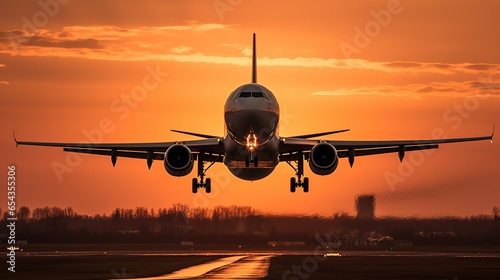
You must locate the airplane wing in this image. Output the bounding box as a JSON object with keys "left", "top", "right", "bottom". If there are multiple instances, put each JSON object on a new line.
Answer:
{"left": 279, "top": 127, "right": 494, "bottom": 165}
{"left": 14, "top": 134, "right": 225, "bottom": 168}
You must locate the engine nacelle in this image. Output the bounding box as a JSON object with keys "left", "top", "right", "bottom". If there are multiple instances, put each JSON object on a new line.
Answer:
{"left": 164, "top": 144, "right": 194, "bottom": 177}
{"left": 309, "top": 142, "right": 338, "bottom": 175}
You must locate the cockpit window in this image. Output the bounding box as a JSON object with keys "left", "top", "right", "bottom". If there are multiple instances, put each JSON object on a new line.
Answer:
{"left": 239, "top": 92, "right": 265, "bottom": 98}
{"left": 240, "top": 92, "right": 252, "bottom": 98}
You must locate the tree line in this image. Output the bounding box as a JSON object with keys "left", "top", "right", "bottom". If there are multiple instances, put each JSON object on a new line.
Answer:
{"left": 1, "top": 205, "right": 499, "bottom": 245}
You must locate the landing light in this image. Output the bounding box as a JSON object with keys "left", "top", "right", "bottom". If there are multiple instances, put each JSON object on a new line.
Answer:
{"left": 246, "top": 129, "right": 258, "bottom": 151}
{"left": 324, "top": 253, "right": 341, "bottom": 257}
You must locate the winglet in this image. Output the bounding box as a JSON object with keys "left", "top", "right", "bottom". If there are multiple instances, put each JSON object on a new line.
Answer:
{"left": 252, "top": 33, "right": 257, "bottom": 84}
{"left": 491, "top": 124, "right": 495, "bottom": 143}
{"left": 13, "top": 130, "right": 19, "bottom": 147}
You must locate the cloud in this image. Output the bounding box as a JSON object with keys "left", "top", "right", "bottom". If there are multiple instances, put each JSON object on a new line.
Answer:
{"left": 241, "top": 47, "right": 252, "bottom": 56}
{"left": 382, "top": 61, "right": 500, "bottom": 75}
{"left": 2, "top": 24, "right": 500, "bottom": 100}
{"left": 221, "top": 43, "right": 252, "bottom": 57}
{"left": 55, "top": 24, "right": 229, "bottom": 39}
{"left": 0, "top": 24, "right": 236, "bottom": 62}
{"left": 311, "top": 80, "right": 500, "bottom": 98}
{"left": 21, "top": 35, "right": 103, "bottom": 49}
{"left": 1, "top": 25, "right": 500, "bottom": 77}
{"left": 0, "top": 64, "right": 7, "bottom": 84}
{"left": 170, "top": 46, "right": 192, "bottom": 54}
{"left": 383, "top": 62, "right": 423, "bottom": 68}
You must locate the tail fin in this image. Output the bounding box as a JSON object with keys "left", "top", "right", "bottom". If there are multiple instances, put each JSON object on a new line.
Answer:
{"left": 252, "top": 33, "right": 257, "bottom": 84}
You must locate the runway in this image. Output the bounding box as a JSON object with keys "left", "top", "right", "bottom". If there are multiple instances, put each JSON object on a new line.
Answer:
{"left": 109, "top": 250, "right": 500, "bottom": 280}
{"left": 24, "top": 249, "right": 500, "bottom": 258}
{"left": 115, "top": 255, "right": 271, "bottom": 280}
{"left": 11, "top": 247, "right": 500, "bottom": 280}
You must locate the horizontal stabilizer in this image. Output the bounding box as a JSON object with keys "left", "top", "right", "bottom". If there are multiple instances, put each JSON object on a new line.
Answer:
{"left": 171, "top": 129, "right": 220, "bottom": 139}
{"left": 288, "top": 129, "right": 350, "bottom": 139}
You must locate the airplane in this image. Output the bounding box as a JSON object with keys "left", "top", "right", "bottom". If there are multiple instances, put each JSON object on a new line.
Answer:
{"left": 15, "top": 34, "right": 494, "bottom": 193}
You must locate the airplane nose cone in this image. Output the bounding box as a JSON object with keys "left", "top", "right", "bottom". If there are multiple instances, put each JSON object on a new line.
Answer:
{"left": 238, "top": 97, "right": 264, "bottom": 109}
{"left": 225, "top": 109, "right": 278, "bottom": 146}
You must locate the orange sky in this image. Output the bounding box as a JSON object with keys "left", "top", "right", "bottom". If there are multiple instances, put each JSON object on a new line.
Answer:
{"left": 1, "top": 0, "right": 499, "bottom": 217}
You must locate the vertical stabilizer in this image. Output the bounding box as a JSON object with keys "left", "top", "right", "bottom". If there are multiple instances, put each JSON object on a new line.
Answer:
{"left": 252, "top": 33, "right": 257, "bottom": 83}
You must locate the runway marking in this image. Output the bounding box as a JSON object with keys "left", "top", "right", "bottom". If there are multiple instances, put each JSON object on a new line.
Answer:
{"left": 123, "top": 256, "right": 245, "bottom": 280}
{"left": 197, "top": 255, "right": 271, "bottom": 279}
{"left": 118, "top": 255, "right": 271, "bottom": 280}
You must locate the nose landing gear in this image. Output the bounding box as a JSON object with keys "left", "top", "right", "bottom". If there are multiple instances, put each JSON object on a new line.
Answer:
{"left": 245, "top": 155, "right": 258, "bottom": 167}
{"left": 244, "top": 128, "right": 259, "bottom": 168}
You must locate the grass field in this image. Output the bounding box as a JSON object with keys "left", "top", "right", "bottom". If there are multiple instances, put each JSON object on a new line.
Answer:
{"left": 264, "top": 255, "right": 500, "bottom": 279}
{"left": 6, "top": 255, "right": 220, "bottom": 280}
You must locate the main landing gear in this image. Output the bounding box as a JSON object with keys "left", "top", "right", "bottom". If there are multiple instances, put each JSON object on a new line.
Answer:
{"left": 192, "top": 152, "right": 219, "bottom": 194}
{"left": 285, "top": 151, "right": 309, "bottom": 193}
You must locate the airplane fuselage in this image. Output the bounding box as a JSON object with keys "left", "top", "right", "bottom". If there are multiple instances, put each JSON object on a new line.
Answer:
{"left": 223, "top": 83, "right": 280, "bottom": 180}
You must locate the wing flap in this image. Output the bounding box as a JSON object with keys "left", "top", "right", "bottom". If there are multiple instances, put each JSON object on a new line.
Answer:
{"left": 330, "top": 134, "right": 492, "bottom": 150}
{"left": 16, "top": 138, "right": 223, "bottom": 153}
{"left": 64, "top": 148, "right": 165, "bottom": 160}
{"left": 337, "top": 144, "right": 439, "bottom": 158}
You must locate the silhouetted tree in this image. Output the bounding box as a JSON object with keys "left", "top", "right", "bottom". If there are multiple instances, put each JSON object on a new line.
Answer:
{"left": 64, "top": 207, "right": 76, "bottom": 218}
{"left": 135, "top": 207, "right": 149, "bottom": 219}
{"left": 112, "top": 208, "right": 121, "bottom": 220}
{"left": 1, "top": 211, "right": 8, "bottom": 221}
{"left": 17, "top": 206, "right": 30, "bottom": 221}
{"left": 32, "top": 207, "right": 50, "bottom": 220}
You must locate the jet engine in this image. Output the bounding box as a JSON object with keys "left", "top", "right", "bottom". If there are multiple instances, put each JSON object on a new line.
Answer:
{"left": 309, "top": 142, "right": 338, "bottom": 175}
{"left": 164, "top": 144, "right": 194, "bottom": 176}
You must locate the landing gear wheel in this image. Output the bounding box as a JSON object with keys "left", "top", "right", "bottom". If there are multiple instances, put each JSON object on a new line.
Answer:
{"left": 192, "top": 178, "right": 198, "bottom": 194}
{"left": 290, "top": 177, "right": 296, "bottom": 193}
{"left": 245, "top": 156, "right": 250, "bottom": 168}
{"left": 286, "top": 151, "right": 311, "bottom": 193}
{"left": 303, "top": 177, "right": 309, "bottom": 193}
{"left": 253, "top": 156, "right": 258, "bottom": 167}
{"left": 205, "top": 178, "right": 212, "bottom": 193}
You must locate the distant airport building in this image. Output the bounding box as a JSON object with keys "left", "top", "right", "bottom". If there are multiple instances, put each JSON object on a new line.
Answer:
{"left": 356, "top": 194, "right": 375, "bottom": 219}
